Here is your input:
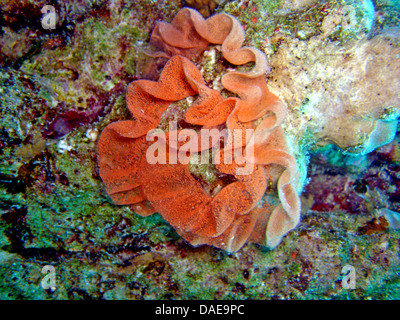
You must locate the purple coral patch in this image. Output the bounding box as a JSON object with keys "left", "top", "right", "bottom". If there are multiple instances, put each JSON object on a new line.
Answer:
{"left": 304, "top": 136, "right": 400, "bottom": 215}
{"left": 44, "top": 109, "right": 87, "bottom": 139}
{"left": 42, "top": 83, "right": 125, "bottom": 139}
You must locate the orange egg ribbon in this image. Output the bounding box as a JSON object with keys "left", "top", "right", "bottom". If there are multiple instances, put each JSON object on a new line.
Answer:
{"left": 97, "top": 8, "right": 300, "bottom": 251}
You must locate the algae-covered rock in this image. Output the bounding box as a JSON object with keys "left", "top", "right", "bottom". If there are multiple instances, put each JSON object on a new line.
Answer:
{"left": 0, "top": 0, "right": 399, "bottom": 300}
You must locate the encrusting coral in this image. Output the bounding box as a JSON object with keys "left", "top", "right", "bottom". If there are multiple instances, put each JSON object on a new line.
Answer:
{"left": 97, "top": 8, "right": 300, "bottom": 252}
{"left": 268, "top": 25, "right": 400, "bottom": 156}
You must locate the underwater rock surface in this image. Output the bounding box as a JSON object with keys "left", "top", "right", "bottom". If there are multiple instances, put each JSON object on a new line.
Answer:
{"left": 0, "top": 0, "right": 399, "bottom": 299}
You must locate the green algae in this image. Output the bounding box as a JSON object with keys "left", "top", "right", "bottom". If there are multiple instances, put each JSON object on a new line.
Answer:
{"left": 188, "top": 151, "right": 218, "bottom": 185}
{"left": 310, "top": 144, "right": 370, "bottom": 172}
{"left": 286, "top": 261, "right": 303, "bottom": 276}
{"left": 71, "top": 17, "right": 143, "bottom": 84}
{"left": 22, "top": 138, "right": 175, "bottom": 252}
{"left": 0, "top": 70, "right": 50, "bottom": 143}
{"left": 0, "top": 258, "right": 44, "bottom": 299}
{"left": 1, "top": 208, "right": 399, "bottom": 299}
{"left": 221, "top": 0, "right": 376, "bottom": 50}
{"left": 157, "top": 98, "right": 193, "bottom": 132}
{"left": 18, "top": 7, "right": 147, "bottom": 115}
{"left": 222, "top": 0, "right": 283, "bottom": 47}
{"left": 374, "top": 0, "right": 400, "bottom": 31}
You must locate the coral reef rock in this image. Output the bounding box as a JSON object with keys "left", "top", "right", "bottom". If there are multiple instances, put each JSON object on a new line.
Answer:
{"left": 268, "top": 28, "right": 400, "bottom": 155}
